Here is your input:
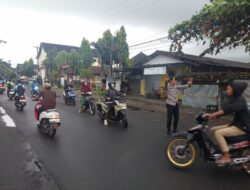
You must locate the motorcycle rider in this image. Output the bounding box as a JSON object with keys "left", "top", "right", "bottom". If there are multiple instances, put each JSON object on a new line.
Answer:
{"left": 30, "top": 79, "right": 38, "bottom": 95}
{"left": 6, "top": 79, "right": 14, "bottom": 96}
{"left": 104, "top": 82, "right": 125, "bottom": 126}
{"left": 64, "top": 81, "right": 74, "bottom": 97}
{"left": 36, "top": 82, "right": 57, "bottom": 121}
{"left": 14, "top": 80, "right": 26, "bottom": 101}
{"left": 79, "top": 81, "right": 92, "bottom": 113}
{"left": 204, "top": 81, "right": 250, "bottom": 165}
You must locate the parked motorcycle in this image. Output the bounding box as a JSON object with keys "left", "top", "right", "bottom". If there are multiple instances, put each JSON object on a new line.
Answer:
{"left": 166, "top": 113, "right": 250, "bottom": 175}
{"left": 34, "top": 101, "right": 60, "bottom": 137}
{"left": 0, "top": 83, "right": 5, "bottom": 94}
{"left": 63, "top": 88, "right": 76, "bottom": 106}
{"left": 96, "top": 95, "right": 128, "bottom": 128}
{"left": 15, "top": 95, "right": 26, "bottom": 111}
{"left": 81, "top": 92, "right": 96, "bottom": 115}
{"left": 31, "top": 86, "right": 39, "bottom": 101}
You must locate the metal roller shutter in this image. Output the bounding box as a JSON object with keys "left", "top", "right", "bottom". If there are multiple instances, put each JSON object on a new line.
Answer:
{"left": 144, "top": 75, "right": 161, "bottom": 95}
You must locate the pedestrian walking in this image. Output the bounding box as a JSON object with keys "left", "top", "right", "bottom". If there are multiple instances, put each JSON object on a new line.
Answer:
{"left": 166, "top": 77, "right": 192, "bottom": 135}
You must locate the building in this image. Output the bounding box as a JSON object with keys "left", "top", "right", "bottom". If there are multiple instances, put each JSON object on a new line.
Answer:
{"left": 129, "top": 50, "right": 250, "bottom": 109}
{"left": 36, "top": 42, "right": 80, "bottom": 84}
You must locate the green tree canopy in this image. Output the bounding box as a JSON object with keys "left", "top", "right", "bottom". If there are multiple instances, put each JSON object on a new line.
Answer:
{"left": 93, "top": 29, "right": 113, "bottom": 67}
{"left": 0, "top": 60, "right": 15, "bottom": 79}
{"left": 168, "top": 0, "right": 250, "bottom": 56}
{"left": 18, "top": 58, "right": 35, "bottom": 77}
{"left": 113, "top": 26, "right": 129, "bottom": 67}
{"left": 79, "top": 38, "right": 93, "bottom": 69}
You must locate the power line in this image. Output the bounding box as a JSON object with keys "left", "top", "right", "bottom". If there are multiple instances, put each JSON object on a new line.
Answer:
{"left": 129, "top": 36, "right": 168, "bottom": 48}
{"left": 130, "top": 44, "right": 170, "bottom": 52}
{"left": 85, "top": 0, "right": 129, "bottom": 24}
{"left": 93, "top": 0, "right": 162, "bottom": 31}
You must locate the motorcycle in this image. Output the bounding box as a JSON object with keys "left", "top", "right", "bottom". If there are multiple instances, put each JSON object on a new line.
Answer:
{"left": 15, "top": 95, "right": 26, "bottom": 111}
{"left": 166, "top": 113, "right": 250, "bottom": 175}
{"left": 31, "top": 86, "right": 39, "bottom": 101}
{"left": 34, "top": 101, "right": 60, "bottom": 137}
{"left": 63, "top": 88, "right": 76, "bottom": 106}
{"left": 81, "top": 92, "right": 96, "bottom": 115}
{"left": 96, "top": 95, "right": 128, "bottom": 128}
{"left": 0, "top": 83, "right": 5, "bottom": 94}
{"left": 7, "top": 88, "right": 15, "bottom": 100}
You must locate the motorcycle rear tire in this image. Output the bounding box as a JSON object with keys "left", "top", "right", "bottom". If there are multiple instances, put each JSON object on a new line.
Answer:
{"left": 90, "top": 102, "right": 96, "bottom": 115}
{"left": 97, "top": 109, "right": 105, "bottom": 121}
{"left": 241, "top": 149, "right": 250, "bottom": 176}
{"left": 48, "top": 128, "right": 56, "bottom": 137}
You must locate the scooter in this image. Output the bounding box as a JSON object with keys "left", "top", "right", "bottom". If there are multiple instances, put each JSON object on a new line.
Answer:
{"left": 15, "top": 95, "right": 26, "bottom": 111}
{"left": 34, "top": 100, "right": 61, "bottom": 137}
{"left": 96, "top": 95, "right": 128, "bottom": 128}
{"left": 0, "top": 83, "right": 5, "bottom": 94}
{"left": 80, "top": 92, "right": 96, "bottom": 115}
{"left": 7, "top": 88, "right": 15, "bottom": 100}
{"left": 63, "top": 88, "right": 76, "bottom": 106}
{"left": 166, "top": 113, "right": 250, "bottom": 175}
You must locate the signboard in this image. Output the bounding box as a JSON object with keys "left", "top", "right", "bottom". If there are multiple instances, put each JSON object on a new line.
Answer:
{"left": 144, "top": 67, "right": 166, "bottom": 75}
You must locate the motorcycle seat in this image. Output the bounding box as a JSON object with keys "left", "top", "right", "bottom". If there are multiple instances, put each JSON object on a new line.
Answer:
{"left": 226, "top": 134, "right": 250, "bottom": 144}
{"left": 45, "top": 109, "right": 58, "bottom": 113}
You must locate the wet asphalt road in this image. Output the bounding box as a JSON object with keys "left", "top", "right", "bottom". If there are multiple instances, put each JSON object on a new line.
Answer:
{"left": 0, "top": 93, "right": 249, "bottom": 190}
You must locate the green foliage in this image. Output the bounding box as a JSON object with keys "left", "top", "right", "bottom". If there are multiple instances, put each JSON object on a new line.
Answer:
{"left": 95, "top": 87, "right": 106, "bottom": 96}
{"left": 17, "top": 58, "right": 35, "bottom": 77}
{"left": 113, "top": 26, "right": 129, "bottom": 67}
{"left": 168, "top": 0, "right": 250, "bottom": 56}
{"left": 0, "top": 60, "right": 16, "bottom": 79}
{"left": 93, "top": 26, "right": 129, "bottom": 68}
{"left": 93, "top": 30, "right": 113, "bottom": 67}
{"left": 80, "top": 38, "right": 93, "bottom": 69}
{"left": 80, "top": 68, "right": 92, "bottom": 79}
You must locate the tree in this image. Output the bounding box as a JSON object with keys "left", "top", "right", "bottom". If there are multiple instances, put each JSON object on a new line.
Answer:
{"left": 18, "top": 58, "right": 35, "bottom": 77}
{"left": 79, "top": 38, "right": 93, "bottom": 69}
{"left": 43, "top": 50, "right": 57, "bottom": 80}
{"left": 113, "top": 26, "right": 129, "bottom": 67}
{"left": 168, "top": 0, "right": 250, "bottom": 56}
{"left": 68, "top": 49, "right": 80, "bottom": 74}
{"left": 80, "top": 68, "right": 92, "bottom": 79}
{"left": 0, "top": 60, "right": 15, "bottom": 79}
{"left": 93, "top": 30, "right": 113, "bottom": 67}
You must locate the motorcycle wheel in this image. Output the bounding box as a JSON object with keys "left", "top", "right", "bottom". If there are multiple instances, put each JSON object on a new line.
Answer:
{"left": 166, "top": 137, "right": 196, "bottom": 169}
{"left": 241, "top": 149, "right": 250, "bottom": 176}
{"left": 97, "top": 108, "right": 105, "bottom": 121}
{"left": 48, "top": 128, "right": 57, "bottom": 137}
{"left": 90, "top": 102, "right": 96, "bottom": 115}
{"left": 72, "top": 99, "right": 76, "bottom": 106}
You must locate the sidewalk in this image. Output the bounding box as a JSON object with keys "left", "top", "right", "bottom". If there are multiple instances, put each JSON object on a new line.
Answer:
{"left": 126, "top": 95, "right": 232, "bottom": 123}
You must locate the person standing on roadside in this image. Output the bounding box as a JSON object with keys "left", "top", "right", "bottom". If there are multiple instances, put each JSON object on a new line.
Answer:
{"left": 166, "top": 77, "right": 192, "bottom": 135}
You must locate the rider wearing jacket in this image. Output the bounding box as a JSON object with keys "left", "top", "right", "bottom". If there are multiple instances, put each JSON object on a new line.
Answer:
{"left": 205, "top": 81, "right": 250, "bottom": 165}
{"left": 37, "top": 83, "right": 56, "bottom": 120}
{"left": 103, "top": 82, "right": 125, "bottom": 126}
{"left": 14, "top": 80, "right": 26, "bottom": 100}
{"left": 79, "top": 81, "right": 92, "bottom": 113}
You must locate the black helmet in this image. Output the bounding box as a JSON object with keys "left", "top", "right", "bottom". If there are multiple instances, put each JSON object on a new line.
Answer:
{"left": 108, "top": 81, "right": 115, "bottom": 89}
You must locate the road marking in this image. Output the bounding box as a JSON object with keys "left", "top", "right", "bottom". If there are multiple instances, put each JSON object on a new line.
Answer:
{"left": 0, "top": 107, "right": 16, "bottom": 127}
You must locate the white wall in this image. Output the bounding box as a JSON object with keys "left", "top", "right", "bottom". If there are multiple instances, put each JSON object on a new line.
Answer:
{"left": 143, "top": 54, "right": 183, "bottom": 66}
{"left": 38, "top": 47, "right": 47, "bottom": 83}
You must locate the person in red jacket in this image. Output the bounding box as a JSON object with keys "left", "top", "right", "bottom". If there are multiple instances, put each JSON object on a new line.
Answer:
{"left": 79, "top": 81, "right": 92, "bottom": 113}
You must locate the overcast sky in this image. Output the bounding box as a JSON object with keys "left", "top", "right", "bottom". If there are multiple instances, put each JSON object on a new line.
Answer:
{"left": 0, "top": 0, "right": 249, "bottom": 67}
